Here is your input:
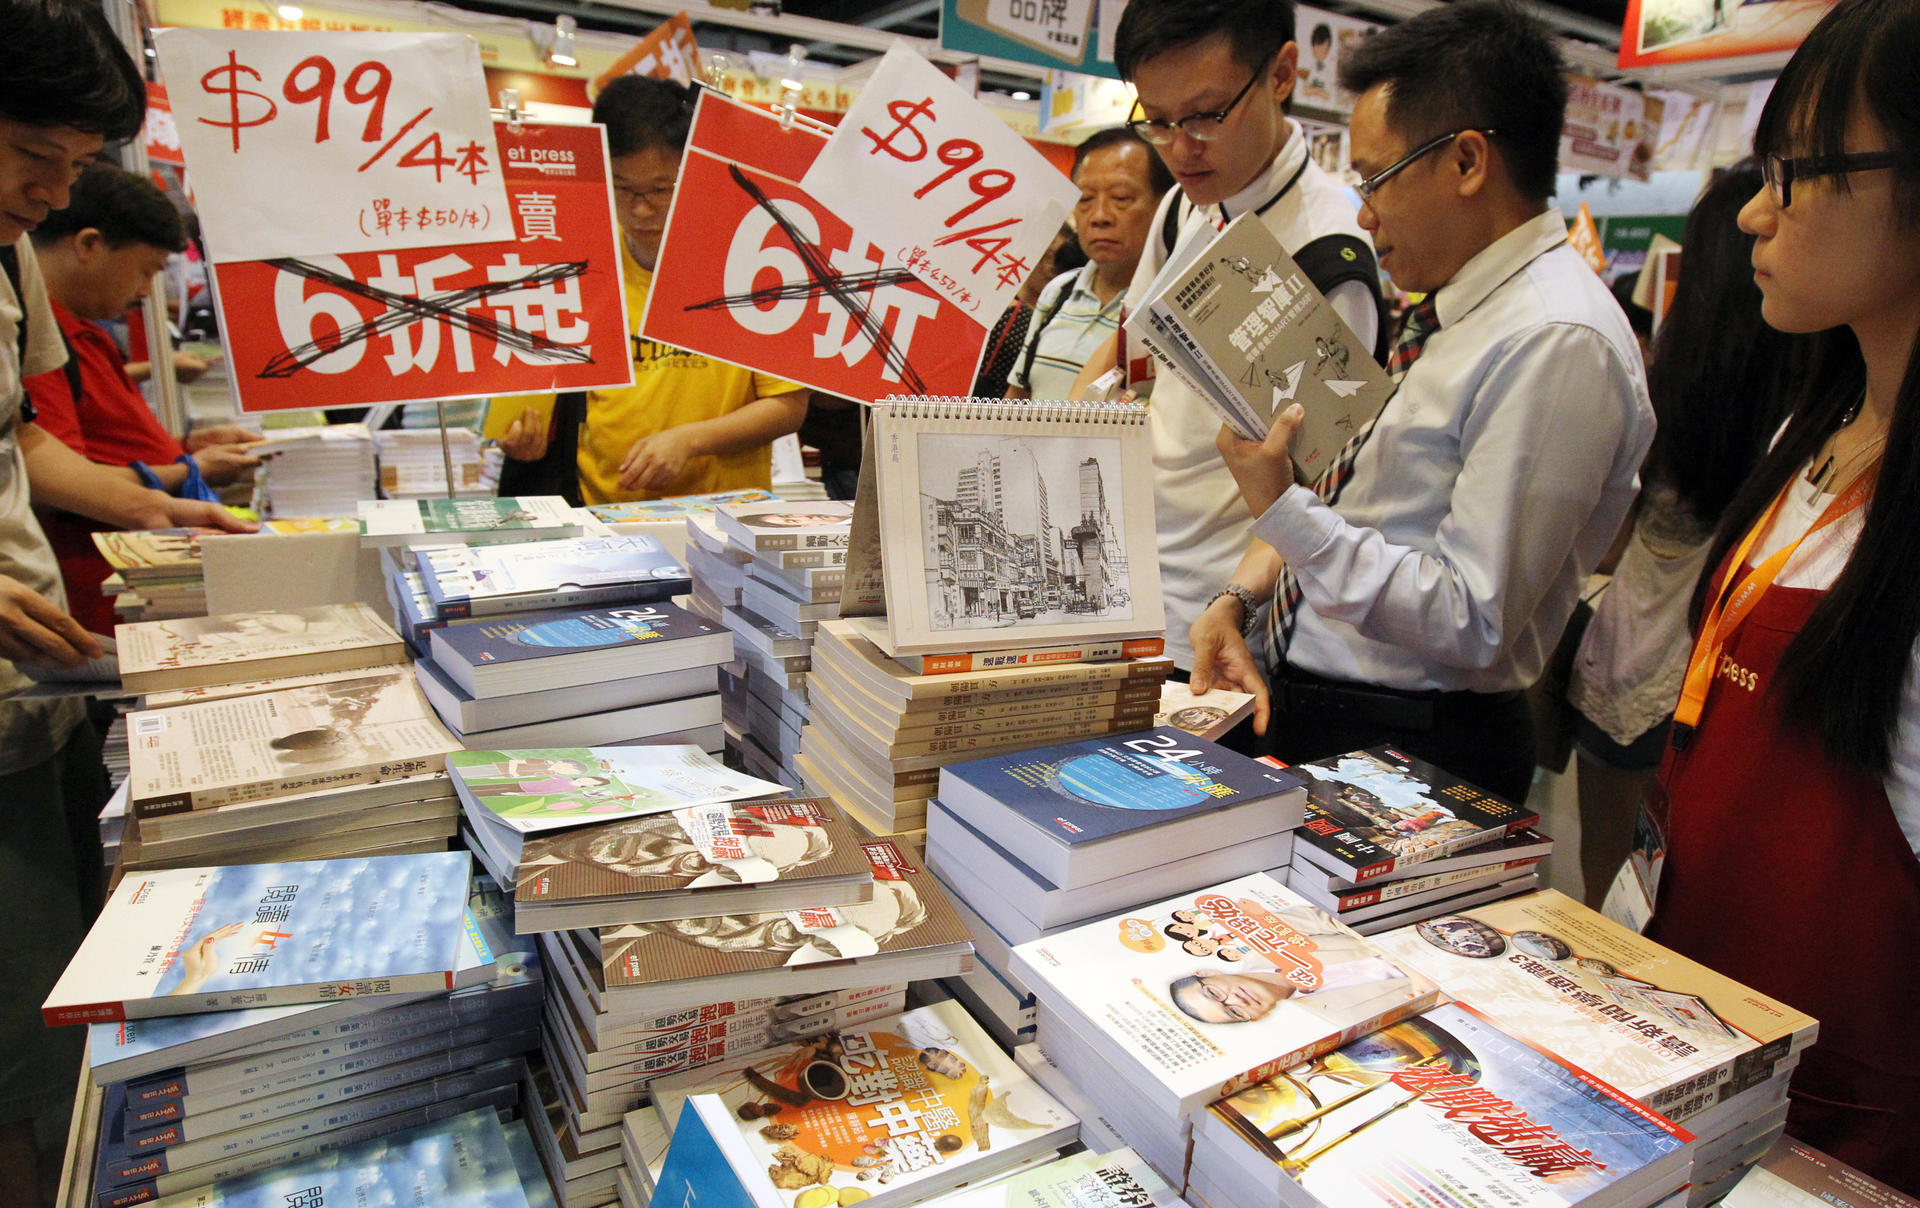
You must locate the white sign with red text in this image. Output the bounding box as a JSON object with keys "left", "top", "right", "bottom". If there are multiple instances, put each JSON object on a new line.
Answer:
{"left": 153, "top": 29, "right": 511, "bottom": 262}
{"left": 800, "top": 43, "right": 1075, "bottom": 322}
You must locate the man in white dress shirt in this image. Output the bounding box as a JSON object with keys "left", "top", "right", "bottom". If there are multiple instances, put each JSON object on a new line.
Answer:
{"left": 1196, "top": 0, "right": 1654, "bottom": 801}
{"left": 1074, "top": 0, "right": 1388, "bottom": 676}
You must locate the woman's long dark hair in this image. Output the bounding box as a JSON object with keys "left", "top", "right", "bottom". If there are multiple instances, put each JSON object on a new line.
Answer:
{"left": 1698, "top": 0, "right": 1920, "bottom": 776}
{"left": 1645, "top": 161, "right": 1803, "bottom": 522}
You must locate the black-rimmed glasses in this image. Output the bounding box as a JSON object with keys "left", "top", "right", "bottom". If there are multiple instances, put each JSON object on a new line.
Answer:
{"left": 1761, "top": 151, "right": 1902, "bottom": 208}
{"left": 1355, "top": 129, "right": 1497, "bottom": 200}
{"left": 1126, "top": 61, "right": 1268, "bottom": 146}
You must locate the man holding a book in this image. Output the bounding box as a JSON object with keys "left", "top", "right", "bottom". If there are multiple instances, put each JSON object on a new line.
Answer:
{"left": 1195, "top": 1, "right": 1653, "bottom": 802}
{"left": 1071, "top": 0, "right": 1389, "bottom": 677}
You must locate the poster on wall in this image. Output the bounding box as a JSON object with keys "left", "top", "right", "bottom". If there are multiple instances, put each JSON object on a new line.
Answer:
{"left": 1293, "top": 6, "right": 1382, "bottom": 117}
{"left": 211, "top": 121, "right": 633, "bottom": 412}
{"left": 1560, "top": 77, "right": 1664, "bottom": 183}
{"left": 641, "top": 93, "right": 990, "bottom": 403}
{"left": 1618, "top": 0, "right": 1835, "bottom": 68}
{"left": 940, "top": 0, "right": 1118, "bottom": 78}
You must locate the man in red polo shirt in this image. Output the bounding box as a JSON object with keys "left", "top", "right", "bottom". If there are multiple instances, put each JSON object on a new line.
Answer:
{"left": 25, "top": 163, "right": 258, "bottom": 631}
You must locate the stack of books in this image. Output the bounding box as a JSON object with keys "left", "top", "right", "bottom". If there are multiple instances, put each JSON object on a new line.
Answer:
{"left": 448, "top": 750, "right": 974, "bottom": 1207}
{"left": 358, "top": 496, "right": 586, "bottom": 550}
{"left": 704, "top": 501, "right": 856, "bottom": 787}
{"left": 93, "top": 529, "right": 215, "bottom": 623}
{"left": 411, "top": 535, "right": 691, "bottom": 623}
{"left": 585, "top": 489, "right": 780, "bottom": 559}
{"left": 251, "top": 423, "right": 377, "bottom": 520}
{"left": 1007, "top": 872, "right": 1439, "bottom": 1183}
{"left": 411, "top": 602, "right": 733, "bottom": 751}
{"left": 1278, "top": 748, "right": 1553, "bottom": 934}
{"left": 1188, "top": 1001, "right": 1698, "bottom": 1208}
{"left": 1370, "top": 889, "right": 1819, "bottom": 1205}
{"left": 639, "top": 1000, "right": 1082, "bottom": 1208}
{"left": 46, "top": 854, "right": 549, "bottom": 1207}
{"left": 375, "top": 426, "right": 502, "bottom": 499}
{"left": 796, "top": 618, "right": 1173, "bottom": 838}
{"left": 1722, "top": 1136, "right": 1920, "bottom": 1208}
{"left": 924, "top": 728, "right": 1308, "bottom": 1050}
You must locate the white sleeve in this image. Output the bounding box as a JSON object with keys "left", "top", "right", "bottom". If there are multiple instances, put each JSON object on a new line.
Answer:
{"left": 1252, "top": 321, "right": 1644, "bottom": 671}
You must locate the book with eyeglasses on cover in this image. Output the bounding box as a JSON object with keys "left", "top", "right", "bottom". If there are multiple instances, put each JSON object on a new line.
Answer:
{"left": 1124, "top": 210, "right": 1395, "bottom": 477}
{"left": 850, "top": 397, "right": 1164, "bottom": 657}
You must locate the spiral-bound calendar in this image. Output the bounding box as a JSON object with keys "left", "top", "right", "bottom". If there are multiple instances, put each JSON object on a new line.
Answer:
{"left": 847, "top": 397, "right": 1165, "bottom": 657}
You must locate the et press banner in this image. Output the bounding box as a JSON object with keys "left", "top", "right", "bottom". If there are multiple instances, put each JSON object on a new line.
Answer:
{"left": 211, "top": 121, "right": 634, "bottom": 412}
{"left": 641, "top": 93, "right": 989, "bottom": 402}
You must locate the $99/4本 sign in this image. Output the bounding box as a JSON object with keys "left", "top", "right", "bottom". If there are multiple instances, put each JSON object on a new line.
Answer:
{"left": 153, "top": 29, "right": 512, "bottom": 263}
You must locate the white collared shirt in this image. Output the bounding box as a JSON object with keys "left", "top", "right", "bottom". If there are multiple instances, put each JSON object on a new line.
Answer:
{"left": 1253, "top": 208, "right": 1655, "bottom": 694}
{"left": 1128, "top": 121, "right": 1380, "bottom": 670}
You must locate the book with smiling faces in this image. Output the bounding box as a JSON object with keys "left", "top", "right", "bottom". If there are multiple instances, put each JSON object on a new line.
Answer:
{"left": 42, "top": 852, "right": 473, "bottom": 1026}
{"left": 649, "top": 1000, "right": 1076, "bottom": 1208}
{"left": 512, "top": 797, "right": 876, "bottom": 932}
{"left": 1195, "top": 1002, "right": 1694, "bottom": 1208}
{"left": 1008, "top": 872, "right": 1438, "bottom": 1119}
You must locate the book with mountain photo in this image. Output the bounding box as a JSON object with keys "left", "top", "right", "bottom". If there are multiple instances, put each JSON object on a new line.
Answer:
{"left": 1125, "top": 211, "right": 1395, "bottom": 478}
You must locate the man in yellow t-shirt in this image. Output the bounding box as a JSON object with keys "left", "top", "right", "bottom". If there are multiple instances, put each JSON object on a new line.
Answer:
{"left": 500, "top": 77, "right": 808, "bottom": 504}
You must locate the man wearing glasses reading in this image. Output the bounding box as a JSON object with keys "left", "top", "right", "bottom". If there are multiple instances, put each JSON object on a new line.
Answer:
{"left": 1071, "top": 0, "right": 1386, "bottom": 682}
{"left": 500, "top": 77, "right": 808, "bottom": 504}
{"left": 1196, "top": 1, "right": 1653, "bottom": 802}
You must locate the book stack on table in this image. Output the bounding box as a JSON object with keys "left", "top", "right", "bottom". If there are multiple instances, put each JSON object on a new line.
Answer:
{"left": 449, "top": 751, "right": 974, "bottom": 1207}
{"left": 45, "top": 854, "right": 550, "bottom": 1208}
{"left": 1276, "top": 747, "right": 1553, "bottom": 935}
{"left": 1720, "top": 1135, "right": 1920, "bottom": 1208}
{"left": 923, "top": 729, "right": 1308, "bottom": 1052}
{"left": 374, "top": 426, "right": 501, "bottom": 500}
{"left": 250, "top": 423, "right": 377, "bottom": 521}
{"left": 93, "top": 530, "right": 218, "bottom": 624}
{"left": 795, "top": 618, "right": 1174, "bottom": 840}
{"left": 113, "top": 605, "right": 466, "bottom": 871}
{"left": 584, "top": 489, "right": 781, "bottom": 562}
{"left": 694, "top": 501, "right": 857, "bottom": 791}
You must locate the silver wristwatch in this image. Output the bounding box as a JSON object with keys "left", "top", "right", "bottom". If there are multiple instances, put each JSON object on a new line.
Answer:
{"left": 1211, "top": 584, "right": 1260, "bottom": 637}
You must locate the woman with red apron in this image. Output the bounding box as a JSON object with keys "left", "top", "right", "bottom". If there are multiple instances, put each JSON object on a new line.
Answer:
{"left": 1643, "top": 0, "right": 1920, "bottom": 1189}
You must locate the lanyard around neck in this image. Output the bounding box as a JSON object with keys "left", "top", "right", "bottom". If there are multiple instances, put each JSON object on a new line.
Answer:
{"left": 1673, "top": 465, "right": 1877, "bottom": 737}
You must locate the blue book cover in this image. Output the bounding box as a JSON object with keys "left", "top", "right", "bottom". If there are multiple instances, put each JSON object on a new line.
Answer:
{"left": 47, "top": 853, "right": 472, "bottom": 1026}
{"left": 1209, "top": 1001, "right": 1694, "bottom": 1208}
{"left": 652, "top": 1094, "right": 799, "bottom": 1208}
{"left": 429, "top": 600, "right": 725, "bottom": 672}
{"left": 419, "top": 535, "right": 690, "bottom": 619}
{"left": 938, "top": 726, "right": 1304, "bottom": 847}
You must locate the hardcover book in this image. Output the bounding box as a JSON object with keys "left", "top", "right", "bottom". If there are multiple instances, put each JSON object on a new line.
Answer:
{"left": 592, "top": 839, "right": 972, "bottom": 1014}
{"left": 126, "top": 670, "right": 461, "bottom": 817}
{"left": 513, "top": 798, "right": 874, "bottom": 931}
{"left": 44, "top": 853, "right": 472, "bottom": 1026}
{"left": 1009, "top": 872, "right": 1438, "bottom": 1118}
{"left": 427, "top": 600, "right": 729, "bottom": 697}
{"left": 357, "top": 496, "right": 584, "bottom": 548}
{"left": 449, "top": 745, "right": 785, "bottom": 835}
{"left": 1369, "top": 890, "right": 1819, "bottom": 1122}
{"left": 936, "top": 727, "right": 1306, "bottom": 888}
{"left": 117, "top": 605, "right": 406, "bottom": 695}
{"left": 862, "top": 398, "right": 1164, "bottom": 656}
{"left": 1283, "top": 748, "right": 1541, "bottom": 881}
{"left": 418, "top": 535, "right": 690, "bottom": 620}
{"left": 1200, "top": 1002, "right": 1694, "bottom": 1208}
{"left": 715, "top": 501, "right": 855, "bottom": 552}
{"left": 650, "top": 1000, "right": 1075, "bottom": 1208}
{"left": 1125, "top": 211, "right": 1395, "bottom": 477}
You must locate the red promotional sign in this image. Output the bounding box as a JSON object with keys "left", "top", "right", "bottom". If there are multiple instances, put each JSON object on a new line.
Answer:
{"left": 145, "top": 82, "right": 186, "bottom": 167}
{"left": 640, "top": 93, "right": 987, "bottom": 403}
{"left": 592, "top": 11, "right": 700, "bottom": 92}
{"left": 210, "top": 120, "right": 633, "bottom": 413}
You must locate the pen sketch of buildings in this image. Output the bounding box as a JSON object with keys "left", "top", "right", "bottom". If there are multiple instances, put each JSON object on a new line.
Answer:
{"left": 915, "top": 432, "right": 1131, "bottom": 631}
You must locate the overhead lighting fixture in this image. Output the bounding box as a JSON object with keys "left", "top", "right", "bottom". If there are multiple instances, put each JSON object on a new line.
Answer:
{"left": 547, "top": 14, "right": 578, "bottom": 68}
{"left": 277, "top": 4, "right": 302, "bottom": 18}
{"left": 1011, "top": 90, "right": 1032, "bottom": 100}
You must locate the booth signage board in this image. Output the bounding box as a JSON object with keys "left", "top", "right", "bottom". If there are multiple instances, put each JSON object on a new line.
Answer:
{"left": 802, "top": 44, "right": 1076, "bottom": 322}
{"left": 640, "top": 93, "right": 989, "bottom": 403}
{"left": 1561, "top": 77, "right": 1664, "bottom": 183}
{"left": 153, "top": 29, "right": 513, "bottom": 262}
{"left": 940, "top": 0, "right": 1116, "bottom": 78}
{"left": 211, "top": 120, "right": 634, "bottom": 412}
{"left": 1618, "top": 0, "right": 1835, "bottom": 68}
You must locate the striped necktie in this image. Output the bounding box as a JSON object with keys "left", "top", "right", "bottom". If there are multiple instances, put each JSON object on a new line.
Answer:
{"left": 1260, "top": 297, "right": 1441, "bottom": 665}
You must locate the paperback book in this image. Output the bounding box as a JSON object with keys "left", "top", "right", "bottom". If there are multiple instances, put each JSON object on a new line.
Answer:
{"left": 513, "top": 798, "right": 875, "bottom": 931}
{"left": 714, "top": 500, "right": 855, "bottom": 552}
{"left": 585, "top": 488, "right": 779, "bottom": 526}
{"left": 1009, "top": 872, "right": 1438, "bottom": 1118}
{"left": 840, "top": 616, "right": 1163, "bottom": 675}
{"left": 426, "top": 600, "right": 729, "bottom": 697}
{"left": 356, "top": 496, "right": 583, "bottom": 548}
{"left": 1199, "top": 1002, "right": 1694, "bottom": 1208}
{"left": 117, "top": 605, "right": 406, "bottom": 695}
{"left": 1287, "top": 828, "right": 1558, "bottom": 895}
{"left": 449, "top": 746, "right": 785, "bottom": 835}
{"left": 814, "top": 619, "right": 1173, "bottom": 705}
{"left": 1283, "top": 749, "right": 1541, "bottom": 882}
{"left": 44, "top": 852, "right": 472, "bottom": 1026}
{"left": 419, "top": 535, "right": 690, "bottom": 620}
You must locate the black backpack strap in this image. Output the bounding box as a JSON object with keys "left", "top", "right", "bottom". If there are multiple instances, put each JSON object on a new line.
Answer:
{"left": 1014, "top": 273, "right": 1074, "bottom": 391}
{"left": 1159, "top": 191, "right": 1188, "bottom": 257}
{"left": 1292, "top": 233, "right": 1390, "bottom": 364}
{"left": 3, "top": 244, "right": 39, "bottom": 425}
{"left": 59, "top": 327, "right": 82, "bottom": 408}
